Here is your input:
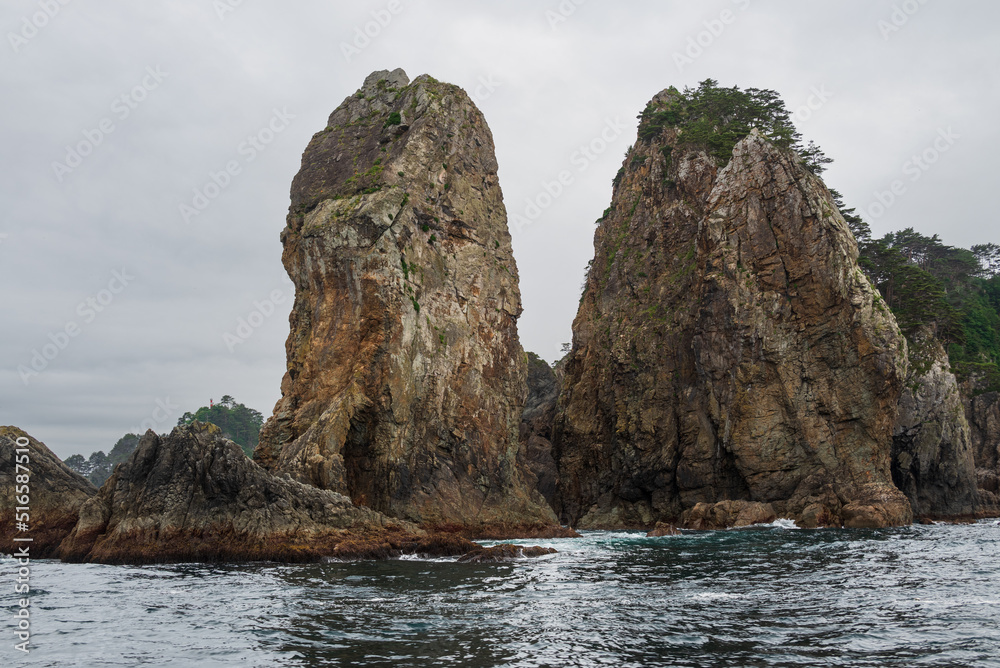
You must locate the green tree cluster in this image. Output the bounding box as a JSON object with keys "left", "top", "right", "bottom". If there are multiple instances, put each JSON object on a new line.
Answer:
{"left": 637, "top": 79, "right": 832, "bottom": 174}
{"left": 835, "top": 191, "right": 1000, "bottom": 392}
{"left": 65, "top": 395, "right": 266, "bottom": 485}
{"left": 65, "top": 433, "right": 141, "bottom": 487}
{"left": 176, "top": 394, "right": 264, "bottom": 457}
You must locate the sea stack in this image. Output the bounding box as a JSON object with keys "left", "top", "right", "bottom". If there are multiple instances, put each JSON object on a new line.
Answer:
{"left": 255, "top": 69, "right": 558, "bottom": 534}
{"left": 553, "top": 85, "right": 913, "bottom": 529}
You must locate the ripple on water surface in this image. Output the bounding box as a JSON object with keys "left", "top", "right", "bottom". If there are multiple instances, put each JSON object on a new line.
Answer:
{"left": 3, "top": 521, "right": 999, "bottom": 667}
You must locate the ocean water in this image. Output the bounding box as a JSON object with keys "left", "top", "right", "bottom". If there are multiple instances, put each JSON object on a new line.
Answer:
{"left": 4, "top": 521, "right": 1000, "bottom": 667}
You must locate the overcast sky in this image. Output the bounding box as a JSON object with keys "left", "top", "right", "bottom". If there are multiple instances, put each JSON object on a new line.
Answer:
{"left": 2, "top": 0, "right": 998, "bottom": 459}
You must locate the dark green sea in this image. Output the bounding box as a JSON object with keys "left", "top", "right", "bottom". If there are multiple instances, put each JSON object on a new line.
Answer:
{"left": 5, "top": 521, "right": 1000, "bottom": 667}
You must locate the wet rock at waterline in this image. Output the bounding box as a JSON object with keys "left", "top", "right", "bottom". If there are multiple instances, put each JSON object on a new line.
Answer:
{"left": 58, "top": 422, "right": 411, "bottom": 564}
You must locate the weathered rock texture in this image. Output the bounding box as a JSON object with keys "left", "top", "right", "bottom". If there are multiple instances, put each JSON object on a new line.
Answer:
{"left": 892, "top": 331, "right": 981, "bottom": 518}
{"left": 553, "top": 89, "right": 913, "bottom": 530}
{"left": 680, "top": 501, "right": 777, "bottom": 531}
{"left": 255, "top": 69, "right": 556, "bottom": 533}
{"left": 518, "top": 353, "right": 562, "bottom": 509}
{"left": 1, "top": 426, "right": 97, "bottom": 557}
{"left": 965, "top": 390, "right": 1000, "bottom": 511}
{"left": 58, "top": 422, "right": 412, "bottom": 564}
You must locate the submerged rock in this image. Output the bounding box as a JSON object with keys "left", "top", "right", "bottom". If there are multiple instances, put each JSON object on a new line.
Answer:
{"left": 553, "top": 88, "right": 912, "bottom": 530}
{"left": 892, "top": 331, "right": 981, "bottom": 519}
{"left": 0, "top": 427, "right": 97, "bottom": 558}
{"left": 58, "top": 422, "right": 413, "bottom": 564}
{"left": 255, "top": 69, "right": 557, "bottom": 534}
{"left": 457, "top": 544, "right": 557, "bottom": 563}
{"left": 326, "top": 531, "right": 478, "bottom": 561}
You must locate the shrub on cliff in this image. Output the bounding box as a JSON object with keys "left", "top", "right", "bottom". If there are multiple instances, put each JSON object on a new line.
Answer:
{"left": 637, "top": 78, "right": 832, "bottom": 174}
{"left": 838, "top": 191, "right": 1000, "bottom": 392}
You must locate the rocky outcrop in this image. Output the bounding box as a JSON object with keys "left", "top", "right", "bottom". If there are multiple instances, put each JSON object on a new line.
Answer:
{"left": 1, "top": 427, "right": 97, "bottom": 557}
{"left": 255, "top": 69, "right": 557, "bottom": 534}
{"left": 966, "top": 390, "right": 1000, "bottom": 511}
{"left": 646, "top": 522, "right": 680, "bottom": 537}
{"left": 680, "top": 501, "right": 777, "bottom": 530}
{"left": 892, "top": 332, "right": 980, "bottom": 518}
{"left": 553, "top": 88, "right": 912, "bottom": 530}
{"left": 518, "top": 353, "right": 562, "bottom": 508}
{"left": 58, "top": 422, "right": 413, "bottom": 564}
{"left": 457, "top": 544, "right": 557, "bottom": 563}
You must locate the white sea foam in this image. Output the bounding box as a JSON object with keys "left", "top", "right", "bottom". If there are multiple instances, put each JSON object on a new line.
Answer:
{"left": 689, "top": 592, "right": 743, "bottom": 601}
{"left": 766, "top": 518, "right": 800, "bottom": 530}
{"left": 395, "top": 554, "right": 456, "bottom": 563}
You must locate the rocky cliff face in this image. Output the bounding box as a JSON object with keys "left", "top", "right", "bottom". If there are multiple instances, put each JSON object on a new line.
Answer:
{"left": 892, "top": 332, "right": 980, "bottom": 518}
{"left": 255, "top": 69, "right": 556, "bottom": 532}
{"left": 1, "top": 426, "right": 96, "bottom": 557}
{"left": 965, "top": 391, "right": 1000, "bottom": 511}
{"left": 518, "top": 353, "right": 563, "bottom": 509}
{"left": 553, "top": 89, "right": 912, "bottom": 529}
{"left": 58, "top": 422, "right": 413, "bottom": 564}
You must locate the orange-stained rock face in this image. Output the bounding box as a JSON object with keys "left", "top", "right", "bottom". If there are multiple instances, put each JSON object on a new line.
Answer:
{"left": 553, "top": 88, "right": 912, "bottom": 529}
{"left": 255, "top": 69, "right": 556, "bottom": 531}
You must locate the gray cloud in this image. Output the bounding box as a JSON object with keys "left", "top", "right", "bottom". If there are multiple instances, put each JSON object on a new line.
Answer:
{"left": 3, "top": 0, "right": 998, "bottom": 458}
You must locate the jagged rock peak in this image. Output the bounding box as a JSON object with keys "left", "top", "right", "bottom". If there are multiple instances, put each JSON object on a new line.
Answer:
{"left": 58, "top": 422, "right": 411, "bottom": 564}
{"left": 256, "top": 69, "right": 561, "bottom": 535}
{"left": 553, "top": 86, "right": 912, "bottom": 530}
